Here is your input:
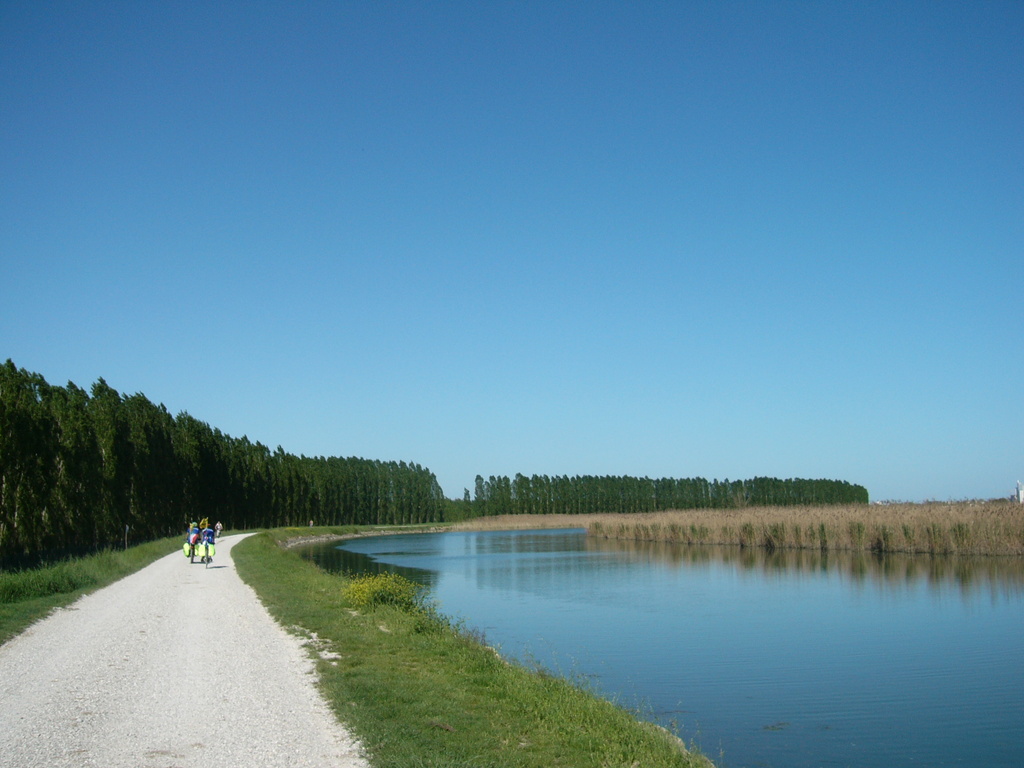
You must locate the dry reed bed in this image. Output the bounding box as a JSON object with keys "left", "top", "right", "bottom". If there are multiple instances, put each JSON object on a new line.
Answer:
{"left": 456, "top": 503, "right": 1024, "bottom": 556}
{"left": 453, "top": 514, "right": 608, "bottom": 532}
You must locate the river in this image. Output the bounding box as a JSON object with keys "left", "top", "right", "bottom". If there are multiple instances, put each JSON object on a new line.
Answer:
{"left": 299, "top": 528, "right": 1024, "bottom": 768}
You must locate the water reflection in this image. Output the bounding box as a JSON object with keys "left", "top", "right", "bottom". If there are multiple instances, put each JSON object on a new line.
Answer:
{"left": 301, "top": 530, "right": 1024, "bottom": 606}
{"left": 583, "top": 536, "right": 1024, "bottom": 601}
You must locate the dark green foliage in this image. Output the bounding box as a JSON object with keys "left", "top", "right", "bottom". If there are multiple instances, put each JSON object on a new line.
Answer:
{"left": 0, "top": 361, "right": 445, "bottom": 561}
{"left": 472, "top": 473, "right": 868, "bottom": 516}
{"left": 0, "top": 359, "right": 868, "bottom": 562}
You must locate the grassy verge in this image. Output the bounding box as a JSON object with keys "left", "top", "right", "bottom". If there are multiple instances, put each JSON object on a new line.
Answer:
{"left": 233, "top": 528, "right": 713, "bottom": 768}
{"left": 265, "top": 523, "right": 453, "bottom": 549}
{"left": 0, "top": 535, "right": 183, "bottom": 644}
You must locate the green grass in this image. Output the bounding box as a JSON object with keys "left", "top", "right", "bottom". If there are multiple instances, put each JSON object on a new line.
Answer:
{"left": 0, "top": 535, "right": 182, "bottom": 644}
{"left": 233, "top": 529, "right": 713, "bottom": 768}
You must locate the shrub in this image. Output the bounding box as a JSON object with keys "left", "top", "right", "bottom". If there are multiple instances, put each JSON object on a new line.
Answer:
{"left": 739, "top": 522, "right": 756, "bottom": 548}
{"left": 926, "top": 523, "right": 948, "bottom": 554}
{"left": 343, "top": 572, "right": 423, "bottom": 612}
{"left": 871, "top": 525, "right": 894, "bottom": 553}
{"left": 818, "top": 522, "right": 829, "bottom": 551}
{"left": 950, "top": 522, "right": 972, "bottom": 552}
{"left": 849, "top": 521, "right": 866, "bottom": 549}
{"left": 766, "top": 523, "right": 786, "bottom": 551}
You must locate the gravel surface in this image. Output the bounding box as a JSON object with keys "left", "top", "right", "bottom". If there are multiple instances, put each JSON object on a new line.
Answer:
{"left": 0, "top": 534, "right": 368, "bottom": 768}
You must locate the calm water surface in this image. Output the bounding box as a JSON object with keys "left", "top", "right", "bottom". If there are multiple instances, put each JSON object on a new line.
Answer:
{"left": 301, "top": 529, "right": 1024, "bottom": 768}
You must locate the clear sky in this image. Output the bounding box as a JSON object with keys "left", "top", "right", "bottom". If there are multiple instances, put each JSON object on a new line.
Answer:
{"left": 2, "top": 1, "right": 1021, "bottom": 502}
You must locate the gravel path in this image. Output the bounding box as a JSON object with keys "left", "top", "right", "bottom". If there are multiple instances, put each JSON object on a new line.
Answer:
{"left": 0, "top": 534, "right": 368, "bottom": 768}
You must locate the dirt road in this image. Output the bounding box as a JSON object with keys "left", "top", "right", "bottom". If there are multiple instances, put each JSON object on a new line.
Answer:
{"left": 0, "top": 534, "right": 368, "bottom": 768}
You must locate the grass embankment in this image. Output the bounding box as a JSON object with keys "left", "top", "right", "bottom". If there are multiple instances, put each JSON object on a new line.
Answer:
{"left": 585, "top": 502, "right": 1024, "bottom": 555}
{"left": 234, "top": 528, "right": 713, "bottom": 768}
{"left": 0, "top": 535, "right": 182, "bottom": 645}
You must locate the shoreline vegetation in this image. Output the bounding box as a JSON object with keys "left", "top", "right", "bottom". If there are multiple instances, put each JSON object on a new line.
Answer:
{"left": 454, "top": 500, "right": 1024, "bottom": 557}
{"left": 5, "top": 501, "right": 1021, "bottom": 765}
{"left": 1, "top": 528, "right": 714, "bottom": 767}
{"left": 236, "top": 528, "right": 715, "bottom": 768}
{"left": 2, "top": 356, "right": 863, "bottom": 565}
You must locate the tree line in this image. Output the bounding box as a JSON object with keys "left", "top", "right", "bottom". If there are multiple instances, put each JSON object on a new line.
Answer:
{"left": 0, "top": 360, "right": 445, "bottom": 563}
{"left": 465, "top": 473, "right": 868, "bottom": 518}
{"left": 2, "top": 360, "right": 869, "bottom": 563}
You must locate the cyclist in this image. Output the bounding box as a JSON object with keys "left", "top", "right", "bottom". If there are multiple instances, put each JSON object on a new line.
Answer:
{"left": 198, "top": 523, "right": 216, "bottom": 564}
{"left": 184, "top": 521, "right": 200, "bottom": 560}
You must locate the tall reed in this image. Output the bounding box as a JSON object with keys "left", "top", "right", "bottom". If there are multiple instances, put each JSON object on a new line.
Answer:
{"left": 586, "top": 502, "right": 1024, "bottom": 556}
{"left": 455, "top": 502, "right": 1024, "bottom": 557}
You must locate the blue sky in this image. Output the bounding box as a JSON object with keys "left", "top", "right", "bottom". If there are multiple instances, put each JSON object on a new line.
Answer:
{"left": 2, "top": 1, "right": 1021, "bottom": 502}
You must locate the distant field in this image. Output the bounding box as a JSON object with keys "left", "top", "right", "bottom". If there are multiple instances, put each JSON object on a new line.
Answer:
{"left": 455, "top": 501, "right": 1024, "bottom": 556}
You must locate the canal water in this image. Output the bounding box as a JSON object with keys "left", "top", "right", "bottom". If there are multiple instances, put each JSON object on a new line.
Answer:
{"left": 300, "top": 529, "right": 1024, "bottom": 768}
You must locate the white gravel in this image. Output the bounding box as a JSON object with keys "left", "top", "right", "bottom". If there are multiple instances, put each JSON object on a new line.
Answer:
{"left": 0, "top": 534, "right": 369, "bottom": 768}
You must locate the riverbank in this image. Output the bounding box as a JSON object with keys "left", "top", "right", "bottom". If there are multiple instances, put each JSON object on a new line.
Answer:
{"left": 277, "top": 524, "right": 452, "bottom": 550}
{"left": 238, "top": 528, "right": 714, "bottom": 768}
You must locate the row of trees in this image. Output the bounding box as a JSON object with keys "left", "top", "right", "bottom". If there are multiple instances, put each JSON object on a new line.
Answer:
{"left": 467, "top": 473, "right": 868, "bottom": 517}
{"left": 1, "top": 360, "right": 869, "bottom": 562}
{"left": 0, "top": 361, "right": 445, "bottom": 562}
